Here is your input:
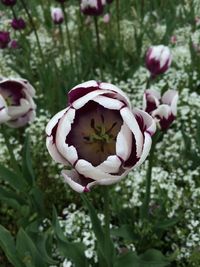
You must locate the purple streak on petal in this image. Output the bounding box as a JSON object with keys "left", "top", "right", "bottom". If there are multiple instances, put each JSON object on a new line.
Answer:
{"left": 68, "top": 86, "right": 99, "bottom": 104}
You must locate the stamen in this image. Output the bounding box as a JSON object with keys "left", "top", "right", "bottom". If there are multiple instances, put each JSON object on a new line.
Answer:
{"left": 106, "top": 122, "right": 117, "bottom": 134}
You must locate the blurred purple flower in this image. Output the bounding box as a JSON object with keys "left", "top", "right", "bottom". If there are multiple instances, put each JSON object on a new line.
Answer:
{"left": 80, "top": 0, "right": 104, "bottom": 16}
{"left": 1, "top": 0, "right": 16, "bottom": 6}
{"left": 9, "top": 39, "right": 19, "bottom": 49}
{"left": 0, "top": 31, "right": 10, "bottom": 49}
{"left": 11, "top": 18, "right": 26, "bottom": 30}
{"left": 51, "top": 7, "right": 64, "bottom": 24}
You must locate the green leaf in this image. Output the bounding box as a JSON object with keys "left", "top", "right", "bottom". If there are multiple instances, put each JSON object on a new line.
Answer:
{"left": 154, "top": 217, "right": 179, "bottom": 230}
{"left": 0, "top": 225, "right": 24, "bottom": 267}
{"left": 111, "top": 224, "right": 138, "bottom": 242}
{"left": 0, "top": 164, "right": 27, "bottom": 192}
{"left": 22, "top": 134, "right": 35, "bottom": 185}
{"left": 16, "top": 228, "right": 47, "bottom": 267}
{"left": 52, "top": 206, "right": 88, "bottom": 267}
{"left": 114, "top": 250, "right": 171, "bottom": 267}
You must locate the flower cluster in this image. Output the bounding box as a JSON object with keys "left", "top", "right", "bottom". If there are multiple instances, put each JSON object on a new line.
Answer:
{"left": 0, "top": 78, "right": 36, "bottom": 127}
{"left": 46, "top": 80, "right": 156, "bottom": 192}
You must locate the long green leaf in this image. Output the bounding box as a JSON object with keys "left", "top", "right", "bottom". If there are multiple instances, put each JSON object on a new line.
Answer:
{"left": 0, "top": 225, "right": 24, "bottom": 267}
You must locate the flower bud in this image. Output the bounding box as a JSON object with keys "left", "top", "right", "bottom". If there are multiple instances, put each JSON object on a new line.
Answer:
{"left": 143, "top": 89, "right": 178, "bottom": 130}
{"left": 9, "top": 39, "right": 19, "bottom": 49}
{"left": 0, "top": 31, "right": 10, "bottom": 49}
{"left": 80, "top": 0, "right": 104, "bottom": 16}
{"left": 0, "top": 78, "right": 36, "bottom": 127}
{"left": 11, "top": 18, "right": 26, "bottom": 30}
{"left": 46, "top": 80, "right": 156, "bottom": 193}
{"left": 51, "top": 7, "right": 64, "bottom": 24}
{"left": 145, "top": 45, "right": 172, "bottom": 77}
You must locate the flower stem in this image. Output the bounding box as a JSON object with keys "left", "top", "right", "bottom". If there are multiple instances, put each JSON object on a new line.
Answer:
{"left": 141, "top": 131, "right": 161, "bottom": 220}
{"left": 1, "top": 126, "right": 21, "bottom": 175}
{"left": 19, "top": 0, "right": 44, "bottom": 62}
{"left": 61, "top": 4, "right": 74, "bottom": 68}
{"left": 116, "top": 0, "right": 121, "bottom": 42}
{"left": 94, "top": 16, "right": 103, "bottom": 80}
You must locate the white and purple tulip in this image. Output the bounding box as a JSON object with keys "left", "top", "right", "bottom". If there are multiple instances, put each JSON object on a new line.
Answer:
{"left": 46, "top": 80, "right": 156, "bottom": 193}
{"left": 0, "top": 78, "right": 36, "bottom": 128}
{"left": 143, "top": 89, "right": 178, "bottom": 130}
{"left": 51, "top": 7, "right": 64, "bottom": 25}
{"left": 145, "top": 45, "right": 172, "bottom": 77}
{"left": 80, "top": 0, "right": 104, "bottom": 16}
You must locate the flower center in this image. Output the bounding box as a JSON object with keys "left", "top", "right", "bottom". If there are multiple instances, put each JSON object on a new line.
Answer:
{"left": 66, "top": 101, "right": 123, "bottom": 166}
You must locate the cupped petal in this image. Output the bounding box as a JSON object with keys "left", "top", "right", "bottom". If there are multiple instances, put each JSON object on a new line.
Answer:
{"left": 0, "top": 95, "right": 10, "bottom": 123}
{"left": 56, "top": 108, "right": 78, "bottom": 165}
{"left": 152, "top": 104, "right": 171, "bottom": 119}
{"left": 62, "top": 169, "right": 94, "bottom": 193}
{"left": 97, "top": 155, "right": 122, "bottom": 173}
{"left": 116, "top": 122, "right": 132, "bottom": 161}
{"left": 143, "top": 89, "right": 160, "bottom": 113}
{"left": 75, "top": 159, "right": 127, "bottom": 181}
{"left": 93, "top": 95, "right": 124, "bottom": 110}
{"left": 134, "top": 132, "right": 152, "bottom": 168}
{"left": 6, "top": 109, "right": 34, "bottom": 128}
{"left": 68, "top": 80, "right": 99, "bottom": 104}
{"left": 46, "top": 136, "right": 69, "bottom": 165}
{"left": 133, "top": 108, "right": 156, "bottom": 136}
{"left": 120, "top": 107, "right": 143, "bottom": 157}
{"left": 7, "top": 98, "right": 31, "bottom": 118}
{"left": 99, "top": 82, "right": 131, "bottom": 107}
{"left": 46, "top": 108, "right": 68, "bottom": 136}
{"left": 162, "top": 90, "right": 178, "bottom": 116}
{"left": 72, "top": 89, "right": 111, "bottom": 109}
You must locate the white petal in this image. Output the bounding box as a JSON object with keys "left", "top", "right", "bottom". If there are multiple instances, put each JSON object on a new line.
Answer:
{"left": 46, "top": 136, "right": 69, "bottom": 165}
{"left": 152, "top": 104, "right": 171, "bottom": 119}
{"left": 134, "top": 132, "right": 152, "bottom": 168}
{"left": 7, "top": 98, "right": 31, "bottom": 118}
{"left": 56, "top": 108, "right": 78, "bottom": 165}
{"left": 46, "top": 108, "right": 68, "bottom": 136}
{"left": 72, "top": 89, "right": 111, "bottom": 109}
{"left": 116, "top": 123, "right": 132, "bottom": 161}
{"left": 93, "top": 95, "right": 124, "bottom": 110}
{"left": 75, "top": 159, "right": 127, "bottom": 181}
{"left": 62, "top": 169, "right": 87, "bottom": 193}
{"left": 162, "top": 90, "right": 178, "bottom": 116}
{"left": 70, "top": 80, "right": 98, "bottom": 91}
{"left": 120, "top": 107, "right": 143, "bottom": 157}
{"left": 99, "top": 82, "right": 131, "bottom": 107}
{"left": 133, "top": 108, "right": 156, "bottom": 136}
{"left": 97, "top": 155, "right": 122, "bottom": 173}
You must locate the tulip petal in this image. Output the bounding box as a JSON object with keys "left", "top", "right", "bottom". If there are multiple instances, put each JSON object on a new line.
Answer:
{"left": 72, "top": 89, "right": 111, "bottom": 110}
{"left": 162, "top": 90, "right": 178, "bottom": 116}
{"left": 93, "top": 95, "right": 124, "bottom": 110}
{"left": 116, "top": 122, "right": 132, "bottom": 161}
{"left": 75, "top": 159, "right": 126, "bottom": 181}
{"left": 62, "top": 170, "right": 97, "bottom": 193}
{"left": 120, "top": 107, "right": 143, "bottom": 157}
{"left": 133, "top": 108, "right": 156, "bottom": 136}
{"left": 56, "top": 108, "right": 78, "bottom": 165}
{"left": 46, "top": 108, "right": 68, "bottom": 136}
{"left": 97, "top": 155, "right": 122, "bottom": 173}
{"left": 134, "top": 132, "right": 152, "bottom": 168}
{"left": 100, "top": 82, "right": 131, "bottom": 106}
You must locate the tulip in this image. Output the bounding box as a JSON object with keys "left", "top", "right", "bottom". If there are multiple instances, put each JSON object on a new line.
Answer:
{"left": 1, "top": 0, "right": 16, "bottom": 6}
{"left": 145, "top": 45, "right": 172, "bottom": 77}
{"left": 11, "top": 18, "right": 26, "bottom": 30}
{"left": 80, "top": 0, "right": 104, "bottom": 16}
{"left": 0, "top": 78, "right": 36, "bottom": 128}
{"left": 0, "top": 31, "right": 10, "bottom": 49}
{"left": 143, "top": 89, "right": 178, "bottom": 130}
{"left": 51, "top": 7, "right": 64, "bottom": 24}
{"left": 9, "top": 39, "right": 19, "bottom": 49}
{"left": 46, "top": 80, "right": 156, "bottom": 193}
{"left": 103, "top": 13, "right": 110, "bottom": 24}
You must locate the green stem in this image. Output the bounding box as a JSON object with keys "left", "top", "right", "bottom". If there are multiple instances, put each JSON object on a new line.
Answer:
{"left": 94, "top": 16, "right": 103, "bottom": 80}
{"left": 61, "top": 3, "right": 74, "bottom": 67}
{"left": 1, "top": 126, "right": 21, "bottom": 175}
{"left": 116, "top": 0, "right": 121, "bottom": 42}
{"left": 20, "top": 0, "right": 44, "bottom": 62}
{"left": 141, "top": 131, "right": 162, "bottom": 220}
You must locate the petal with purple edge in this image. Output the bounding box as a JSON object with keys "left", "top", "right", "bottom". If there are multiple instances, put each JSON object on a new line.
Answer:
{"left": 97, "top": 155, "right": 122, "bottom": 173}
{"left": 116, "top": 122, "right": 132, "bottom": 161}
{"left": 134, "top": 132, "right": 152, "bottom": 168}
{"left": 93, "top": 95, "right": 124, "bottom": 110}
{"left": 120, "top": 107, "right": 143, "bottom": 158}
